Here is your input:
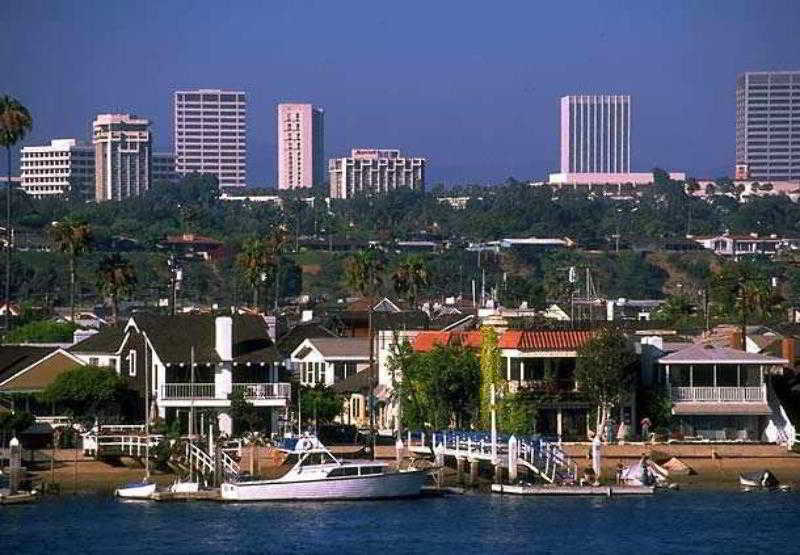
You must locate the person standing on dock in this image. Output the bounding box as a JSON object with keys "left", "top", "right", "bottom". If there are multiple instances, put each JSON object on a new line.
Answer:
{"left": 590, "top": 432, "right": 602, "bottom": 486}
{"left": 640, "top": 417, "right": 652, "bottom": 443}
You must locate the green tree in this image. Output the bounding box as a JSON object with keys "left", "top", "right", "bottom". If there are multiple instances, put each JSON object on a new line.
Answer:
{"left": 479, "top": 326, "right": 504, "bottom": 429}
{"left": 299, "top": 385, "right": 343, "bottom": 428}
{"left": 0, "top": 95, "right": 33, "bottom": 332}
{"left": 344, "top": 248, "right": 385, "bottom": 298}
{"left": 96, "top": 253, "right": 137, "bottom": 324}
{"left": 49, "top": 218, "right": 92, "bottom": 323}
{"left": 236, "top": 236, "right": 276, "bottom": 310}
{"left": 391, "top": 342, "right": 480, "bottom": 430}
{"left": 391, "top": 254, "right": 431, "bottom": 308}
{"left": 574, "top": 328, "right": 636, "bottom": 436}
{"left": 228, "top": 389, "right": 264, "bottom": 434}
{"left": 39, "top": 365, "right": 131, "bottom": 424}
{"left": 5, "top": 320, "right": 77, "bottom": 343}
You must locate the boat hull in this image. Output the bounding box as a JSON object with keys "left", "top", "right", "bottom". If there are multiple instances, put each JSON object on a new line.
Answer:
{"left": 170, "top": 481, "right": 199, "bottom": 493}
{"left": 221, "top": 470, "right": 428, "bottom": 501}
{"left": 115, "top": 483, "right": 156, "bottom": 499}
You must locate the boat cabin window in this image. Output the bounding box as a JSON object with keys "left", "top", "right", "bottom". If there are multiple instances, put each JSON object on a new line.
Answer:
{"left": 359, "top": 466, "right": 383, "bottom": 475}
{"left": 328, "top": 467, "right": 359, "bottom": 477}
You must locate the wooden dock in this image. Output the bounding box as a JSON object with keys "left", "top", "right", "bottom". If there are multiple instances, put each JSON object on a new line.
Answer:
{"left": 0, "top": 491, "right": 40, "bottom": 505}
{"left": 491, "top": 484, "right": 655, "bottom": 496}
{"left": 149, "top": 489, "right": 221, "bottom": 502}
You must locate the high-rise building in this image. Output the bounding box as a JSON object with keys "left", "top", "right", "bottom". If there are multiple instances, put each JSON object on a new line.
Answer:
{"left": 329, "top": 149, "right": 426, "bottom": 199}
{"left": 277, "top": 103, "right": 324, "bottom": 190}
{"left": 20, "top": 139, "right": 94, "bottom": 199}
{"left": 174, "top": 89, "right": 247, "bottom": 187}
{"left": 736, "top": 71, "right": 800, "bottom": 181}
{"left": 560, "top": 95, "right": 631, "bottom": 174}
{"left": 152, "top": 152, "right": 178, "bottom": 183}
{"left": 93, "top": 114, "right": 152, "bottom": 202}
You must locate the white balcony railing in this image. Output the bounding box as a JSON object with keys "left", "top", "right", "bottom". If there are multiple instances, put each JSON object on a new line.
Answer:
{"left": 671, "top": 386, "right": 765, "bottom": 403}
{"left": 161, "top": 383, "right": 216, "bottom": 399}
{"left": 160, "top": 382, "right": 291, "bottom": 401}
{"left": 233, "top": 382, "right": 291, "bottom": 400}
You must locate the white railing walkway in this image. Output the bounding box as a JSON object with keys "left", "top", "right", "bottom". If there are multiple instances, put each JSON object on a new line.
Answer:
{"left": 671, "top": 386, "right": 765, "bottom": 403}
{"left": 408, "top": 430, "right": 578, "bottom": 485}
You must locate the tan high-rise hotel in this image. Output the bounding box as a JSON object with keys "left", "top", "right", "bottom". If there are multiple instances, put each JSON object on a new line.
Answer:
{"left": 277, "top": 103, "right": 324, "bottom": 189}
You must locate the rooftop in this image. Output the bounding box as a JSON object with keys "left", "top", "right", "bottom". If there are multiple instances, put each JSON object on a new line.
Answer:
{"left": 658, "top": 343, "right": 788, "bottom": 365}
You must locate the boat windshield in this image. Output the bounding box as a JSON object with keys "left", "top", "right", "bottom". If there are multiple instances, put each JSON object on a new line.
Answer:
{"left": 300, "top": 452, "right": 336, "bottom": 466}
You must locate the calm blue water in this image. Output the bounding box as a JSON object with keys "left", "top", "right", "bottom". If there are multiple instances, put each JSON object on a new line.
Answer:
{"left": 1, "top": 491, "right": 798, "bottom": 554}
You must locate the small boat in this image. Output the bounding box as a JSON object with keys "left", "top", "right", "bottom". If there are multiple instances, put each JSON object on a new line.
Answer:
{"left": 115, "top": 481, "right": 157, "bottom": 499}
{"left": 169, "top": 480, "right": 200, "bottom": 493}
{"left": 220, "top": 436, "right": 430, "bottom": 501}
{"left": 739, "top": 470, "right": 779, "bottom": 489}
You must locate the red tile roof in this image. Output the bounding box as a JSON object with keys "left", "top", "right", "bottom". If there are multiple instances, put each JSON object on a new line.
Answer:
{"left": 499, "top": 330, "right": 595, "bottom": 351}
{"left": 413, "top": 329, "right": 594, "bottom": 352}
{"left": 412, "top": 331, "right": 483, "bottom": 352}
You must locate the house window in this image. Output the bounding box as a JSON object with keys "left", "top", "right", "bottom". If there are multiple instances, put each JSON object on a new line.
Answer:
{"left": 509, "top": 358, "right": 521, "bottom": 381}
{"left": 128, "top": 350, "right": 137, "bottom": 377}
{"left": 89, "top": 357, "right": 99, "bottom": 366}
{"left": 334, "top": 362, "right": 345, "bottom": 381}
{"left": 305, "top": 362, "right": 313, "bottom": 384}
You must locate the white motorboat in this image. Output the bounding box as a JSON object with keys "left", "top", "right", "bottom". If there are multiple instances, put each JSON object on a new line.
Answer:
{"left": 114, "top": 481, "right": 157, "bottom": 499}
{"left": 220, "top": 436, "right": 429, "bottom": 501}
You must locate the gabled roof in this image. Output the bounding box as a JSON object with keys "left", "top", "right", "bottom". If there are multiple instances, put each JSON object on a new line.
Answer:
{"left": 128, "top": 313, "right": 281, "bottom": 364}
{"left": 0, "top": 348, "right": 84, "bottom": 392}
{"left": 0, "top": 346, "right": 59, "bottom": 383}
{"left": 498, "top": 330, "right": 595, "bottom": 351}
{"left": 330, "top": 367, "right": 373, "bottom": 394}
{"left": 70, "top": 326, "right": 127, "bottom": 354}
{"left": 300, "top": 338, "right": 370, "bottom": 359}
{"left": 275, "top": 321, "right": 337, "bottom": 356}
{"left": 658, "top": 343, "right": 788, "bottom": 365}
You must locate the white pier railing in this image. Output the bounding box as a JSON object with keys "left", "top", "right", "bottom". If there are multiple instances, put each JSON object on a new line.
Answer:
{"left": 407, "top": 430, "right": 578, "bottom": 485}
{"left": 671, "top": 386, "right": 765, "bottom": 403}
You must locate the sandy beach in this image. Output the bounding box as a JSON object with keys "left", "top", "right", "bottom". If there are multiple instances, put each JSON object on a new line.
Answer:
{"left": 19, "top": 443, "right": 800, "bottom": 494}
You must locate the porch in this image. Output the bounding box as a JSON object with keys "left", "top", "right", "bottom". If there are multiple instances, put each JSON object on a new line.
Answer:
{"left": 670, "top": 386, "right": 766, "bottom": 403}
{"left": 159, "top": 382, "right": 291, "bottom": 406}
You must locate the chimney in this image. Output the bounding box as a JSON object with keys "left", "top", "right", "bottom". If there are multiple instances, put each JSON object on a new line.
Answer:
{"left": 730, "top": 331, "right": 743, "bottom": 350}
{"left": 301, "top": 310, "right": 313, "bottom": 322}
{"left": 782, "top": 338, "right": 796, "bottom": 368}
{"left": 215, "top": 316, "right": 233, "bottom": 361}
{"left": 263, "top": 315, "right": 277, "bottom": 343}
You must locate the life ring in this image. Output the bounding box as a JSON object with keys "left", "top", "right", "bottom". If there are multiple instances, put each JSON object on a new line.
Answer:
{"left": 302, "top": 438, "right": 314, "bottom": 451}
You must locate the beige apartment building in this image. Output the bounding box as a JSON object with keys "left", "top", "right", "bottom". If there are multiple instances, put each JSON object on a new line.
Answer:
{"left": 277, "top": 103, "right": 324, "bottom": 190}
{"left": 174, "top": 89, "right": 247, "bottom": 187}
{"left": 93, "top": 114, "right": 152, "bottom": 202}
{"left": 329, "top": 149, "right": 426, "bottom": 199}
{"left": 20, "top": 139, "right": 94, "bottom": 199}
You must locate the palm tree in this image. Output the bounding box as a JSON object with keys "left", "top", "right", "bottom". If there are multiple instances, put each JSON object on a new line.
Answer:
{"left": 96, "top": 254, "right": 137, "bottom": 324}
{"left": 0, "top": 96, "right": 33, "bottom": 331}
{"left": 344, "top": 249, "right": 384, "bottom": 298}
{"left": 391, "top": 254, "right": 431, "bottom": 308}
{"left": 236, "top": 237, "right": 280, "bottom": 311}
{"left": 49, "top": 218, "right": 92, "bottom": 323}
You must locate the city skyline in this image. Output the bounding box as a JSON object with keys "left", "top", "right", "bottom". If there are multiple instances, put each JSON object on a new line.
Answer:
{"left": 3, "top": 0, "right": 800, "bottom": 186}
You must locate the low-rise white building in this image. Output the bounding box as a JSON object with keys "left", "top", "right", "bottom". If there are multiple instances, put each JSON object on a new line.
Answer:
{"left": 329, "top": 149, "right": 425, "bottom": 199}
{"left": 20, "top": 139, "right": 94, "bottom": 199}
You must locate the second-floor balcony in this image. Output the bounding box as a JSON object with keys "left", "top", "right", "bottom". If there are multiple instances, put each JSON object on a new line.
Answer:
{"left": 160, "top": 382, "right": 291, "bottom": 402}
{"left": 670, "top": 386, "right": 765, "bottom": 403}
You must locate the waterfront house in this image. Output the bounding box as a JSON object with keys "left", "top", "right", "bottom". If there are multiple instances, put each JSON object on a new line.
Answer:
{"left": 0, "top": 346, "right": 86, "bottom": 415}
{"left": 290, "top": 337, "right": 370, "bottom": 387}
{"left": 70, "top": 313, "right": 291, "bottom": 436}
{"left": 658, "top": 343, "right": 791, "bottom": 442}
{"left": 410, "top": 329, "right": 625, "bottom": 441}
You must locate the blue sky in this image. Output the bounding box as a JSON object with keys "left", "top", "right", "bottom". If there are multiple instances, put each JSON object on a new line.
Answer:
{"left": 2, "top": 0, "right": 799, "bottom": 186}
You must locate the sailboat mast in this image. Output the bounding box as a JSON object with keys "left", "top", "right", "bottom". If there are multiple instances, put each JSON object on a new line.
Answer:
{"left": 143, "top": 331, "right": 150, "bottom": 480}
